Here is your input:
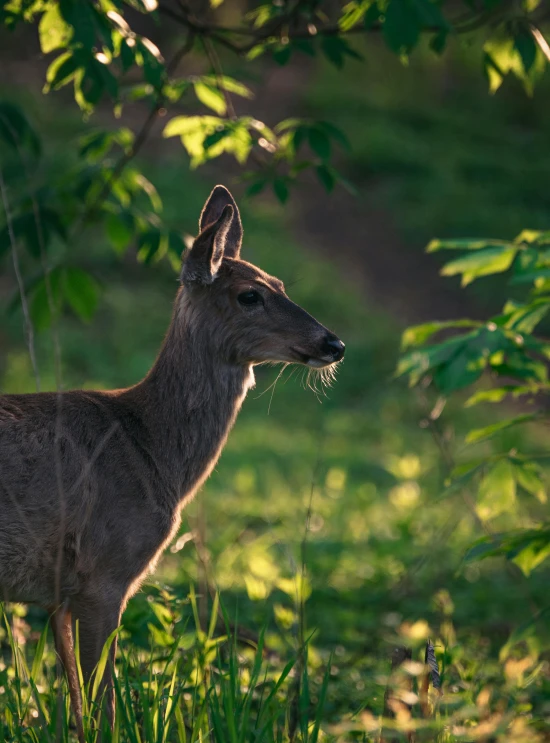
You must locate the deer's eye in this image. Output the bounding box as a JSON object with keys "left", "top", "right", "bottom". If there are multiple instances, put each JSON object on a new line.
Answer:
{"left": 238, "top": 290, "right": 262, "bottom": 306}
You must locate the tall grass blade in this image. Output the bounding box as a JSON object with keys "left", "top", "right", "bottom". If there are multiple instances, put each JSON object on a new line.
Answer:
{"left": 90, "top": 627, "right": 120, "bottom": 703}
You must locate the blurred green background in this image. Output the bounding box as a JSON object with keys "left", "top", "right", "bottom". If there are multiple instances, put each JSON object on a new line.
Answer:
{"left": 2, "top": 25, "right": 550, "bottom": 729}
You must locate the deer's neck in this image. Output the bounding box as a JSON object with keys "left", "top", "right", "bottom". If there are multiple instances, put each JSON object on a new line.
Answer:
{"left": 128, "top": 299, "right": 254, "bottom": 506}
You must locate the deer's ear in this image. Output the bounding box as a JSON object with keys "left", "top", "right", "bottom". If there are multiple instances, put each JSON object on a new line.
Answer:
{"left": 181, "top": 205, "right": 233, "bottom": 285}
{"left": 199, "top": 185, "right": 242, "bottom": 259}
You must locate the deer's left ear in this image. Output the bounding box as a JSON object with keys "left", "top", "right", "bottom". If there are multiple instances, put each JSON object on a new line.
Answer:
{"left": 199, "top": 185, "right": 242, "bottom": 259}
{"left": 181, "top": 205, "right": 233, "bottom": 285}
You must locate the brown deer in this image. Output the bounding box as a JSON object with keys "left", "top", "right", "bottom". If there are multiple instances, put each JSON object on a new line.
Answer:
{"left": 0, "top": 185, "right": 344, "bottom": 739}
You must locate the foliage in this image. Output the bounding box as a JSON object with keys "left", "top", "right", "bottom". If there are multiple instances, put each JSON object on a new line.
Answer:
{"left": 1, "top": 1, "right": 550, "bottom": 327}
{"left": 397, "top": 230, "right": 550, "bottom": 578}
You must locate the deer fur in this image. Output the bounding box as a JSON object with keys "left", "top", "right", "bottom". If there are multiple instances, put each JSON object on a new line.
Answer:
{"left": 0, "top": 185, "right": 344, "bottom": 739}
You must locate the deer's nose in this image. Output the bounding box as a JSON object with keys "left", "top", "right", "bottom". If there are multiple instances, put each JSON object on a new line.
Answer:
{"left": 323, "top": 335, "right": 345, "bottom": 361}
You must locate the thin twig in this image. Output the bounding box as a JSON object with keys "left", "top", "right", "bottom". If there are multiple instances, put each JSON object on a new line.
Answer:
{"left": 0, "top": 116, "right": 68, "bottom": 622}
{"left": 0, "top": 112, "right": 63, "bottom": 390}
{"left": 0, "top": 166, "right": 40, "bottom": 390}
{"left": 202, "top": 37, "right": 237, "bottom": 119}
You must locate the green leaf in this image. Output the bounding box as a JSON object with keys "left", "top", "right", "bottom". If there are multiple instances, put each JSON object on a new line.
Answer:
{"left": 510, "top": 267, "right": 550, "bottom": 285}
{"left": 60, "top": 0, "right": 97, "bottom": 49}
{"left": 484, "top": 52, "right": 504, "bottom": 94}
{"left": 513, "top": 539, "right": 550, "bottom": 576}
{"left": 339, "top": 1, "right": 369, "bottom": 31}
{"left": 515, "top": 26, "right": 538, "bottom": 74}
{"left": 246, "top": 178, "right": 268, "bottom": 197}
{"left": 79, "top": 67, "right": 104, "bottom": 108}
{"left": 476, "top": 460, "right": 517, "bottom": 520}
{"left": 466, "top": 413, "right": 539, "bottom": 444}
{"left": 1, "top": 208, "right": 65, "bottom": 259}
{"left": 465, "top": 535, "right": 505, "bottom": 563}
{"left": 512, "top": 460, "right": 546, "bottom": 502}
{"left": 401, "top": 319, "right": 479, "bottom": 349}
{"left": 430, "top": 29, "right": 448, "bottom": 55}
{"left": 199, "top": 75, "right": 253, "bottom": 99}
{"left": 0, "top": 102, "right": 41, "bottom": 159}
{"left": 308, "top": 127, "right": 331, "bottom": 160}
{"left": 163, "top": 115, "right": 226, "bottom": 166}
{"left": 39, "top": 3, "right": 72, "bottom": 53}
{"left": 321, "top": 36, "right": 362, "bottom": 69}
{"left": 427, "top": 238, "right": 512, "bottom": 252}
{"left": 203, "top": 128, "right": 231, "bottom": 152}
{"left": 79, "top": 127, "right": 134, "bottom": 163}
{"left": 432, "top": 345, "right": 486, "bottom": 394}
{"left": 247, "top": 3, "right": 278, "bottom": 29}
{"left": 291, "top": 125, "right": 308, "bottom": 154}
{"left": 275, "top": 118, "right": 304, "bottom": 133}
{"left": 514, "top": 228, "right": 550, "bottom": 245}
{"left": 504, "top": 300, "right": 550, "bottom": 333}
{"left": 63, "top": 267, "right": 100, "bottom": 322}
{"left": 137, "top": 229, "right": 162, "bottom": 263}
{"left": 490, "top": 350, "right": 547, "bottom": 384}
{"left": 138, "top": 40, "right": 165, "bottom": 88}
{"left": 128, "top": 171, "right": 162, "bottom": 212}
{"left": 106, "top": 213, "right": 134, "bottom": 253}
{"left": 410, "top": 0, "right": 448, "bottom": 28}
{"left": 364, "top": 2, "right": 382, "bottom": 27}
{"left": 273, "top": 178, "right": 289, "bottom": 204}
{"left": 467, "top": 528, "right": 550, "bottom": 576}
{"left": 194, "top": 82, "right": 227, "bottom": 115}
{"left": 316, "top": 164, "right": 335, "bottom": 192}
{"left": 383, "top": 0, "right": 421, "bottom": 54}
{"left": 465, "top": 387, "right": 513, "bottom": 407}
{"left": 29, "top": 268, "right": 64, "bottom": 332}
{"left": 396, "top": 330, "right": 480, "bottom": 386}
{"left": 441, "top": 245, "right": 518, "bottom": 286}
{"left": 272, "top": 44, "right": 292, "bottom": 66}
{"left": 120, "top": 37, "right": 136, "bottom": 72}
{"left": 223, "top": 122, "right": 253, "bottom": 164}
{"left": 317, "top": 121, "right": 351, "bottom": 151}
{"left": 44, "top": 51, "right": 80, "bottom": 92}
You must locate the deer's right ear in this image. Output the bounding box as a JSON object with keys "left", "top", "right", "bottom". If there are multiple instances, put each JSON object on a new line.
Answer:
{"left": 199, "top": 185, "right": 242, "bottom": 259}
{"left": 181, "top": 205, "right": 233, "bottom": 285}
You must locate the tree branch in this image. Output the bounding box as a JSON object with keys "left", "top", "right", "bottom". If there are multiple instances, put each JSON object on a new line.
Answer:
{"left": 157, "top": 1, "right": 500, "bottom": 56}
{"left": 71, "top": 32, "right": 196, "bottom": 236}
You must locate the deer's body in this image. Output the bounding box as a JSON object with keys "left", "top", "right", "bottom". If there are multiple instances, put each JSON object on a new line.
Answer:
{"left": 0, "top": 186, "right": 344, "bottom": 740}
{"left": 0, "top": 332, "right": 252, "bottom": 608}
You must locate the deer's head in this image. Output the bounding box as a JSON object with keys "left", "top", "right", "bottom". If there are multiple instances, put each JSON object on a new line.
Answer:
{"left": 179, "top": 186, "right": 345, "bottom": 373}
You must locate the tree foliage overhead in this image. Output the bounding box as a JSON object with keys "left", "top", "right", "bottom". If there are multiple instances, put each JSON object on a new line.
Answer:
{"left": 1, "top": 0, "right": 548, "bottom": 325}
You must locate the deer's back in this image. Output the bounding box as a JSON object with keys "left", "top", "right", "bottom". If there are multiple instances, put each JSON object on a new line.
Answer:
{"left": 0, "top": 390, "right": 177, "bottom": 606}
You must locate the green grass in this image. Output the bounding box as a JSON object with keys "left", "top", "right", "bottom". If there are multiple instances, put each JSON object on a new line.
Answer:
{"left": 0, "top": 598, "right": 331, "bottom": 743}
{"left": 2, "top": 46, "right": 550, "bottom": 740}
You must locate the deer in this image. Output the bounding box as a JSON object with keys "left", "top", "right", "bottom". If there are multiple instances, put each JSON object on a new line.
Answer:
{"left": 0, "top": 185, "right": 345, "bottom": 740}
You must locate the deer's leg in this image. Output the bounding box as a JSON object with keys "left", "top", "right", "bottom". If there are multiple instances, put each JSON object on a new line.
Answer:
{"left": 50, "top": 603, "right": 85, "bottom": 743}
{"left": 71, "top": 594, "right": 123, "bottom": 733}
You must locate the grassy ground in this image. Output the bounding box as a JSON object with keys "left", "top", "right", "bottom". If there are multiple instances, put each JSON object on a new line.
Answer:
{"left": 2, "top": 42, "right": 550, "bottom": 741}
